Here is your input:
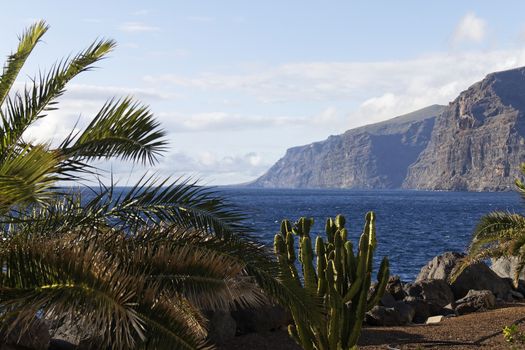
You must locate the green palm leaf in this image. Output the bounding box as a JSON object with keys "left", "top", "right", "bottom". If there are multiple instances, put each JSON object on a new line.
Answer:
{"left": 59, "top": 97, "right": 167, "bottom": 166}
{"left": 0, "top": 20, "right": 48, "bottom": 105}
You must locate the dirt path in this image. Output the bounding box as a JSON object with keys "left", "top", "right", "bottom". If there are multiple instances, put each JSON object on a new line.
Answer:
{"left": 221, "top": 303, "right": 525, "bottom": 350}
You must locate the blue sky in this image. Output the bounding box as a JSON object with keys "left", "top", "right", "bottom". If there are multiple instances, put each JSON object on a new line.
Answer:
{"left": 3, "top": 1, "right": 525, "bottom": 184}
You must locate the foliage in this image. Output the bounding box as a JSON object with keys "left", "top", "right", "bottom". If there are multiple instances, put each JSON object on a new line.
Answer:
{"left": 273, "top": 213, "right": 389, "bottom": 350}
{"left": 456, "top": 163, "right": 525, "bottom": 286}
{"left": 0, "top": 21, "right": 315, "bottom": 349}
{"left": 503, "top": 324, "right": 525, "bottom": 350}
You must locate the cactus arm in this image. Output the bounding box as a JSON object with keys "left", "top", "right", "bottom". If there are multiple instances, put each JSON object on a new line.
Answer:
{"left": 301, "top": 236, "right": 318, "bottom": 294}
{"left": 347, "top": 271, "right": 371, "bottom": 347}
{"left": 344, "top": 241, "right": 356, "bottom": 283}
{"left": 342, "top": 276, "right": 363, "bottom": 303}
{"left": 326, "top": 261, "right": 342, "bottom": 350}
{"left": 333, "top": 233, "right": 345, "bottom": 294}
{"left": 367, "top": 257, "right": 390, "bottom": 311}
{"left": 316, "top": 237, "right": 328, "bottom": 297}
{"left": 285, "top": 232, "right": 302, "bottom": 284}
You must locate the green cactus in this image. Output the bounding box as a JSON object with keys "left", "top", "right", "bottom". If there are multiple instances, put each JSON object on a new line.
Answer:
{"left": 274, "top": 212, "right": 389, "bottom": 350}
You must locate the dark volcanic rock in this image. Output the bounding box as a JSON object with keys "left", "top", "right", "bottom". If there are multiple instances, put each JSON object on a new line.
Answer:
{"left": 250, "top": 105, "right": 444, "bottom": 189}
{"left": 404, "top": 67, "right": 525, "bottom": 191}
{"left": 404, "top": 279, "right": 454, "bottom": 314}
{"left": 454, "top": 289, "right": 496, "bottom": 315}
{"left": 416, "top": 252, "right": 511, "bottom": 300}
{"left": 1, "top": 319, "right": 50, "bottom": 350}
{"left": 365, "top": 302, "right": 415, "bottom": 326}
{"left": 386, "top": 275, "right": 407, "bottom": 301}
{"left": 403, "top": 297, "right": 431, "bottom": 324}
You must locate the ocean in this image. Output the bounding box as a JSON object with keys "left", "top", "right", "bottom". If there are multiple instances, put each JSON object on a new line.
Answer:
{"left": 216, "top": 188, "right": 523, "bottom": 281}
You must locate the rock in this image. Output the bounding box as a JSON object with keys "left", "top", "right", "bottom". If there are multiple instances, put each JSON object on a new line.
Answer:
{"left": 207, "top": 310, "right": 237, "bottom": 345}
{"left": 440, "top": 304, "right": 457, "bottom": 316}
{"left": 379, "top": 292, "right": 397, "bottom": 308}
{"left": 386, "top": 275, "right": 407, "bottom": 301}
{"left": 49, "top": 339, "right": 77, "bottom": 350}
{"left": 510, "top": 290, "right": 525, "bottom": 300}
{"left": 365, "top": 302, "right": 414, "bottom": 327}
{"left": 416, "top": 252, "right": 511, "bottom": 299}
{"left": 454, "top": 289, "right": 496, "bottom": 316}
{"left": 491, "top": 257, "right": 525, "bottom": 282}
{"left": 249, "top": 105, "right": 443, "bottom": 189}
{"left": 404, "top": 66, "right": 525, "bottom": 191}
{"left": 404, "top": 297, "right": 431, "bottom": 324}
{"left": 426, "top": 315, "right": 445, "bottom": 324}
{"left": 231, "top": 305, "right": 291, "bottom": 334}
{"left": 393, "top": 301, "right": 415, "bottom": 325}
{"left": 49, "top": 320, "right": 95, "bottom": 347}
{"left": 404, "top": 279, "right": 454, "bottom": 314}
{"left": 0, "top": 319, "right": 50, "bottom": 350}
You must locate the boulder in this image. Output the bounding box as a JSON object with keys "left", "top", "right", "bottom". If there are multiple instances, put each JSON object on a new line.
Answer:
{"left": 454, "top": 289, "right": 496, "bottom": 316}
{"left": 379, "top": 292, "right": 397, "bottom": 308}
{"left": 49, "top": 339, "right": 77, "bottom": 350}
{"left": 365, "top": 302, "right": 414, "bottom": 326}
{"left": 0, "top": 319, "right": 50, "bottom": 350}
{"left": 404, "top": 279, "right": 454, "bottom": 314}
{"left": 393, "top": 301, "right": 415, "bottom": 325}
{"left": 492, "top": 257, "right": 525, "bottom": 282}
{"left": 231, "top": 305, "right": 291, "bottom": 334}
{"left": 386, "top": 275, "right": 407, "bottom": 301}
{"left": 403, "top": 297, "right": 431, "bottom": 323}
{"left": 207, "top": 310, "right": 237, "bottom": 345}
{"left": 416, "top": 251, "right": 511, "bottom": 299}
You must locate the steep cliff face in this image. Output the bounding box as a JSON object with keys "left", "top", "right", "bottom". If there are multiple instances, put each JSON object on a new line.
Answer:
{"left": 403, "top": 67, "right": 525, "bottom": 191}
{"left": 251, "top": 105, "right": 445, "bottom": 189}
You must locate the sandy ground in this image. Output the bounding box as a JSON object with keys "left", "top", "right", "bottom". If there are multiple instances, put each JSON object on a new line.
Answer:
{"left": 220, "top": 303, "right": 525, "bottom": 350}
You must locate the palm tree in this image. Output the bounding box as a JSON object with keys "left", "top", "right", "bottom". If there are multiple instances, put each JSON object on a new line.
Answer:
{"left": 460, "top": 163, "right": 525, "bottom": 286}
{"left": 0, "top": 21, "right": 316, "bottom": 349}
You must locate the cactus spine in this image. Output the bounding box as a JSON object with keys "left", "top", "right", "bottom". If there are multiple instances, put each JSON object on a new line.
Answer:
{"left": 274, "top": 212, "right": 389, "bottom": 350}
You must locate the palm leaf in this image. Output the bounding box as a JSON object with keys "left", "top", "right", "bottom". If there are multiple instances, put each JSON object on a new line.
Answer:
{"left": 1, "top": 38, "right": 116, "bottom": 153}
{"left": 0, "top": 20, "right": 48, "bottom": 106}
{"left": 58, "top": 97, "right": 167, "bottom": 166}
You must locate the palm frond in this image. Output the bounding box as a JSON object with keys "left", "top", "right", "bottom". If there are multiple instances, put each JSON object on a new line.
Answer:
{"left": 0, "top": 20, "right": 48, "bottom": 106}
{"left": 58, "top": 97, "right": 167, "bottom": 166}
{"left": 469, "top": 211, "right": 525, "bottom": 255}
{"left": 0, "top": 144, "right": 60, "bottom": 212}
{"left": 1, "top": 38, "right": 116, "bottom": 153}
{"left": 85, "top": 176, "right": 249, "bottom": 238}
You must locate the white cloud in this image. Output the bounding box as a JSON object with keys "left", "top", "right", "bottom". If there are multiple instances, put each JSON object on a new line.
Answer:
{"left": 452, "top": 12, "right": 486, "bottom": 44}
{"left": 157, "top": 108, "right": 343, "bottom": 132}
{"left": 65, "top": 84, "right": 176, "bottom": 101}
{"left": 168, "top": 151, "right": 268, "bottom": 176}
{"left": 145, "top": 49, "right": 525, "bottom": 127}
{"left": 119, "top": 22, "right": 160, "bottom": 33}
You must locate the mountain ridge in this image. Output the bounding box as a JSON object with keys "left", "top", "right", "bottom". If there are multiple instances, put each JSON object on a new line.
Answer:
{"left": 249, "top": 66, "right": 525, "bottom": 191}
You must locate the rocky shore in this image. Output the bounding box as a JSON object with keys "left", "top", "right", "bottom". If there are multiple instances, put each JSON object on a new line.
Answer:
{"left": 2, "top": 252, "right": 524, "bottom": 350}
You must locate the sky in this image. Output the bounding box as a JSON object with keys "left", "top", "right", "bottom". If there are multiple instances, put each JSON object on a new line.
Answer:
{"left": 3, "top": 1, "right": 525, "bottom": 185}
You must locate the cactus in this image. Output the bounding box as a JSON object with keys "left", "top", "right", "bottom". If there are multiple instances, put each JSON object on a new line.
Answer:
{"left": 274, "top": 212, "right": 389, "bottom": 350}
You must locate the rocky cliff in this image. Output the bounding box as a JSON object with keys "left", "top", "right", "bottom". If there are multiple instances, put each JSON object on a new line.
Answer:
{"left": 403, "top": 67, "right": 525, "bottom": 191}
{"left": 251, "top": 67, "right": 525, "bottom": 191}
{"left": 251, "top": 105, "right": 445, "bottom": 189}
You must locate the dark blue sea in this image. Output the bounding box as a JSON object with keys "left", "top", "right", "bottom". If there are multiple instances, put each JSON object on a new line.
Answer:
{"left": 216, "top": 188, "right": 523, "bottom": 281}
